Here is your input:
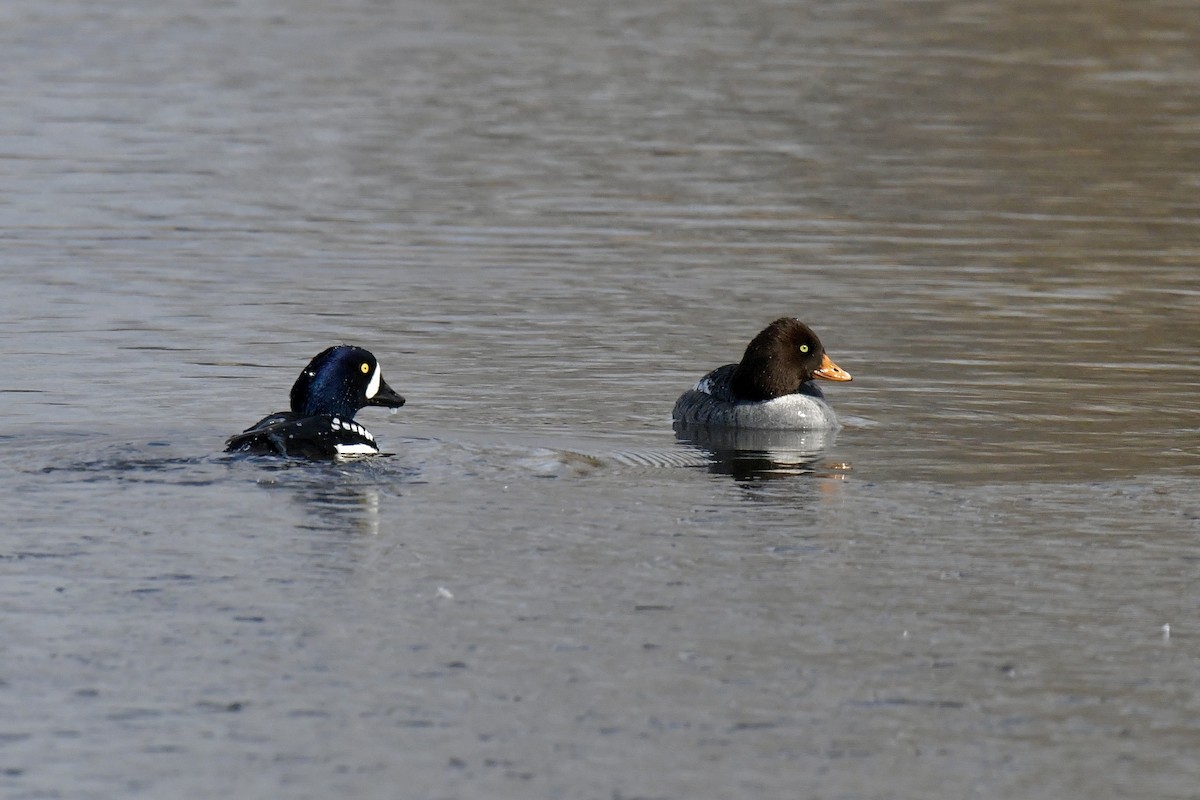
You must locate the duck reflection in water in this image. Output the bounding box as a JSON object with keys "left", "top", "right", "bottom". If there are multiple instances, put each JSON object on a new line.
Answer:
{"left": 246, "top": 459, "right": 403, "bottom": 537}
{"left": 295, "top": 484, "right": 383, "bottom": 536}
{"left": 674, "top": 423, "right": 840, "bottom": 482}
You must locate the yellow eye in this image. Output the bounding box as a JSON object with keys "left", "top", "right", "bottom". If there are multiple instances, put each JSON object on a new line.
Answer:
{"left": 799, "top": 344, "right": 809, "bottom": 353}
{"left": 360, "top": 362, "right": 370, "bottom": 374}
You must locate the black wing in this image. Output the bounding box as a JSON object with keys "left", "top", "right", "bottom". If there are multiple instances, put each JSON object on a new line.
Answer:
{"left": 225, "top": 412, "right": 345, "bottom": 459}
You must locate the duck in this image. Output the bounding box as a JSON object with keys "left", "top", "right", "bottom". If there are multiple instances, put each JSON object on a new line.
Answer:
{"left": 225, "top": 345, "right": 405, "bottom": 459}
{"left": 672, "top": 318, "right": 852, "bottom": 429}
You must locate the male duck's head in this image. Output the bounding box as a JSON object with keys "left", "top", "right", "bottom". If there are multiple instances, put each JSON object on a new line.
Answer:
{"left": 289, "top": 345, "right": 406, "bottom": 419}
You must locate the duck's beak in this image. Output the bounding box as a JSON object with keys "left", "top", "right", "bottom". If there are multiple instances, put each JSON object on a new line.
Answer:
{"left": 813, "top": 353, "right": 852, "bottom": 382}
{"left": 368, "top": 377, "right": 406, "bottom": 408}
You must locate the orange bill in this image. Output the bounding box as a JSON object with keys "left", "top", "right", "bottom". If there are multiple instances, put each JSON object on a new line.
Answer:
{"left": 813, "top": 353, "right": 852, "bottom": 382}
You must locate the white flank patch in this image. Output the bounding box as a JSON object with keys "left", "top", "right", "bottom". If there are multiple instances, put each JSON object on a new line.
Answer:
{"left": 335, "top": 442, "right": 378, "bottom": 457}
{"left": 331, "top": 417, "right": 341, "bottom": 429}
{"left": 365, "top": 366, "right": 381, "bottom": 399}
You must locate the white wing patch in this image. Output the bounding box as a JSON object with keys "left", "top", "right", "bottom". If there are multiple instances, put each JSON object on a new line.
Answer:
{"left": 335, "top": 442, "right": 378, "bottom": 456}
{"left": 695, "top": 376, "right": 714, "bottom": 394}
{"left": 365, "top": 366, "right": 381, "bottom": 399}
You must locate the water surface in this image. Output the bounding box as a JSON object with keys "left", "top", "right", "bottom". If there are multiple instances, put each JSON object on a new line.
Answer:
{"left": 2, "top": 1, "right": 1198, "bottom": 798}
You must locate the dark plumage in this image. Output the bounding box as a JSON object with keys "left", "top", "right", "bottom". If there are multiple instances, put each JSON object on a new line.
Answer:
{"left": 673, "top": 318, "right": 851, "bottom": 429}
{"left": 225, "top": 345, "right": 405, "bottom": 459}
{"left": 728, "top": 318, "right": 850, "bottom": 401}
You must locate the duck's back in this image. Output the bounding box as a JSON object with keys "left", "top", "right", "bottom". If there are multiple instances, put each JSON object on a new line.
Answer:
{"left": 225, "top": 412, "right": 379, "bottom": 458}
{"left": 672, "top": 364, "right": 839, "bottom": 430}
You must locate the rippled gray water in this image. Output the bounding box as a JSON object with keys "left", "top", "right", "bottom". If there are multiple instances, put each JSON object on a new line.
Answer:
{"left": 3, "top": 1, "right": 1199, "bottom": 798}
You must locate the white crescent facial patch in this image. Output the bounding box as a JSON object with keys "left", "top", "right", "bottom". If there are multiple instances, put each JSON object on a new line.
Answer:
{"left": 365, "top": 366, "right": 381, "bottom": 399}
